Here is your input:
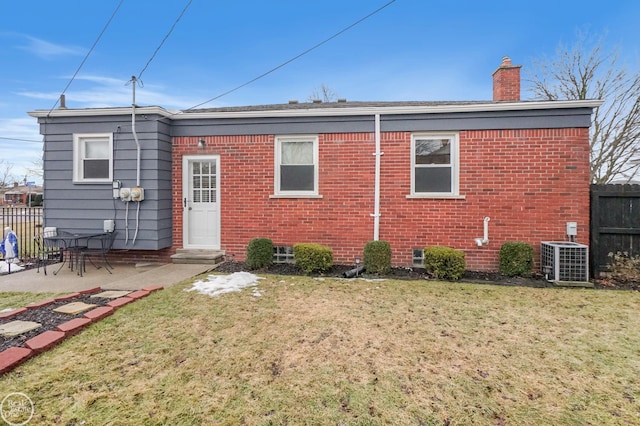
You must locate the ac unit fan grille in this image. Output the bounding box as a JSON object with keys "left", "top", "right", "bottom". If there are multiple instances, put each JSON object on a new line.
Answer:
{"left": 541, "top": 242, "right": 589, "bottom": 282}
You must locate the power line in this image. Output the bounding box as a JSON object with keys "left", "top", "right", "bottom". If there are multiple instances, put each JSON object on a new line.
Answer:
{"left": 185, "top": 0, "right": 398, "bottom": 111}
{"left": 137, "top": 0, "right": 193, "bottom": 81}
{"left": 47, "top": 0, "right": 125, "bottom": 116}
{"left": 0, "top": 136, "right": 43, "bottom": 143}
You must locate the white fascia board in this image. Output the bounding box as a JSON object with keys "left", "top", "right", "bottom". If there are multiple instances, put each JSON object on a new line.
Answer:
{"left": 28, "top": 100, "right": 603, "bottom": 120}
{"left": 28, "top": 106, "right": 178, "bottom": 118}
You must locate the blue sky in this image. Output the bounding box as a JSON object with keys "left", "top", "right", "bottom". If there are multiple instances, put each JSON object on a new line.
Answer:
{"left": 1, "top": 0, "right": 639, "bottom": 182}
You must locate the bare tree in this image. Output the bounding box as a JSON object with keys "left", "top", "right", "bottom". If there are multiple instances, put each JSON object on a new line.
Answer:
{"left": 527, "top": 32, "right": 640, "bottom": 183}
{"left": 307, "top": 84, "right": 339, "bottom": 103}
{"left": 0, "top": 160, "right": 15, "bottom": 189}
{"left": 27, "top": 156, "right": 43, "bottom": 181}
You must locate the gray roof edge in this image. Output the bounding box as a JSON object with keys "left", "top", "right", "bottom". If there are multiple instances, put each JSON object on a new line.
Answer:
{"left": 28, "top": 99, "right": 603, "bottom": 119}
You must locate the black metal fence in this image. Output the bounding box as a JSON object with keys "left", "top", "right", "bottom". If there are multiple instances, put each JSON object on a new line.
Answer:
{"left": 0, "top": 206, "right": 44, "bottom": 260}
{"left": 590, "top": 184, "right": 640, "bottom": 277}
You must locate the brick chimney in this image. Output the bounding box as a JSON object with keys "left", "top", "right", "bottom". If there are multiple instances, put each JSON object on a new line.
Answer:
{"left": 492, "top": 56, "right": 521, "bottom": 102}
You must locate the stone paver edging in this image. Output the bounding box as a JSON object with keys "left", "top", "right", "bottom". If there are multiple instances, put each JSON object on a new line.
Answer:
{"left": 0, "top": 285, "right": 164, "bottom": 375}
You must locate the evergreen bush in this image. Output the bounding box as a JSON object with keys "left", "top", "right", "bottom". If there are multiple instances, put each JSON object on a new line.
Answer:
{"left": 246, "top": 238, "right": 274, "bottom": 269}
{"left": 499, "top": 242, "right": 534, "bottom": 277}
{"left": 293, "top": 243, "right": 333, "bottom": 274}
{"left": 423, "top": 246, "right": 466, "bottom": 280}
{"left": 363, "top": 240, "right": 392, "bottom": 275}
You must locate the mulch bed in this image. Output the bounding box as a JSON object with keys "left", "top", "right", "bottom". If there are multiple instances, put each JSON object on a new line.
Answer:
{"left": 215, "top": 261, "right": 639, "bottom": 291}
{"left": 0, "top": 293, "right": 113, "bottom": 353}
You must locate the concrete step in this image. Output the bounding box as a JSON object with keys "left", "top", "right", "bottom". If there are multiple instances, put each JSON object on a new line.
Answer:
{"left": 170, "top": 249, "right": 225, "bottom": 265}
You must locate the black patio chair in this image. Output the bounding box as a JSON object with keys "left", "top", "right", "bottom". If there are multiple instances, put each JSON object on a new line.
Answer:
{"left": 34, "top": 229, "right": 63, "bottom": 275}
{"left": 78, "top": 231, "right": 117, "bottom": 276}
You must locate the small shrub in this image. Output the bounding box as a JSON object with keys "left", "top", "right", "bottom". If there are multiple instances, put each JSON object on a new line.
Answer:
{"left": 423, "top": 246, "right": 465, "bottom": 280}
{"left": 363, "top": 240, "right": 391, "bottom": 275}
{"left": 607, "top": 251, "right": 640, "bottom": 281}
{"left": 246, "top": 238, "right": 273, "bottom": 269}
{"left": 499, "top": 241, "right": 534, "bottom": 277}
{"left": 293, "top": 243, "right": 333, "bottom": 274}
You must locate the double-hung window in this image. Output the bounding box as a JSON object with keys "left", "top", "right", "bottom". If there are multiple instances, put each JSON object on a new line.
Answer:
{"left": 73, "top": 133, "right": 113, "bottom": 183}
{"left": 411, "top": 133, "right": 459, "bottom": 196}
{"left": 275, "top": 135, "right": 318, "bottom": 196}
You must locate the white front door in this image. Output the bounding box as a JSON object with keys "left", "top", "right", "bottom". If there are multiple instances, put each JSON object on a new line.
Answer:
{"left": 182, "top": 155, "right": 220, "bottom": 249}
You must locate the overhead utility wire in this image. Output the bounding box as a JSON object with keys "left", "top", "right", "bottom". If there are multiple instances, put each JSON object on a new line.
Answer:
{"left": 137, "top": 0, "right": 193, "bottom": 80}
{"left": 46, "top": 0, "right": 125, "bottom": 116}
{"left": 0, "top": 137, "right": 43, "bottom": 143}
{"left": 185, "top": 0, "right": 398, "bottom": 110}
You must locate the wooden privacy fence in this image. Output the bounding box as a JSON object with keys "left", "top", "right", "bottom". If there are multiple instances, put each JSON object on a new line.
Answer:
{"left": 590, "top": 184, "right": 640, "bottom": 277}
{"left": 0, "top": 206, "right": 44, "bottom": 261}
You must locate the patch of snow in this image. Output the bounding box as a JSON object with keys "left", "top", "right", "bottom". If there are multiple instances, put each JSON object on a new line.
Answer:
{"left": 0, "top": 261, "right": 23, "bottom": 274}
{"left": 186, "top": 272, "right": 263, "bottom": 297}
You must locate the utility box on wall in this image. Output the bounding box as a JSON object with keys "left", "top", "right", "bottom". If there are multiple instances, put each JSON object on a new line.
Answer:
{"left": 541, "top": 241, "right": 589, "bottom": 283}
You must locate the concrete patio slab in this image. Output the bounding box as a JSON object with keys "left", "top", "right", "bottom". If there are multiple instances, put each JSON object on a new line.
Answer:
{"left": 0, "top": 263, "right": 214, "bottom": 293}
{"left": 0, "top": 320, "right": 41, "bottom": 337}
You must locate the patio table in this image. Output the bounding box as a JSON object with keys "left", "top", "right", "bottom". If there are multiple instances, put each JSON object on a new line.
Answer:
{"left": 44, "top": 230, "right": 109, "bottom": 275}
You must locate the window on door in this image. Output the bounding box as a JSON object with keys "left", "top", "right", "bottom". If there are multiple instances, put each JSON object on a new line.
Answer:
{"left": 192, "top": 160, "right": 217, "bottom": 203}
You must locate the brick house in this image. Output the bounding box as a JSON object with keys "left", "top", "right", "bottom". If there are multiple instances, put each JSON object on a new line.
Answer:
{"left": 29, "top": 57, "right": 600, "bottom": 271}
{"left": 1, "top": 182, "right": 43, "bottom": 206}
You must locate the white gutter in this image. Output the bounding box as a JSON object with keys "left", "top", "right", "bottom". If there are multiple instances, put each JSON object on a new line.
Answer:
{"left": 28, "top": 99, "right": 603, "bottom": 119}
{"left": 371, "top": 114, "right": 382, "bottom": 241}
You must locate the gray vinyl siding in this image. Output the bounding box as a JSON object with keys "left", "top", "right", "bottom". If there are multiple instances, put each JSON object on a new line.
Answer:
{"left": 381, "top": 108, "right": 594, "bottom": 132}
{"left": 171, "top": 115, "right": 375, "bottom": 137}
{"left": 38, "top": 114, "right": 172, "bottom": 250}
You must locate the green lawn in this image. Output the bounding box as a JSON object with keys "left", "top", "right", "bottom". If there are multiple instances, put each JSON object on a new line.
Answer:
{"left": 0, "top": 292, "right": 62, "bottom": 311}
{"left": 1, "top": 275, "right": 639, "bottom": 425}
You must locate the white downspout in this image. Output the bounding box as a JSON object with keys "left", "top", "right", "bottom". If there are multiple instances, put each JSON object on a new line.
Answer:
{"left": 371, "top": 114, "right": 383, "bottom": 240}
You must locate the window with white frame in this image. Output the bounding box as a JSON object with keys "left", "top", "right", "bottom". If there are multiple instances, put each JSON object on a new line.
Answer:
{"left": 411, "top": 133, "right": 458, "bottom": 195}
{"left": 275, "top": 135, "right": 318, "bottom": 196}
{"left": 73, "top": 133, "right": 113, "bottom": 183}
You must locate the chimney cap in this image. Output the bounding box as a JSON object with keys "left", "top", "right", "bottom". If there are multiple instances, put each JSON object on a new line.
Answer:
{"left": 492, "top": 55, "right": 521, "bottom": 76}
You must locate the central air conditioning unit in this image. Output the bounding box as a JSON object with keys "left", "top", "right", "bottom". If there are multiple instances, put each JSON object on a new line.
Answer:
{"left": 541, "top": 241, "right": 589, "bottom": 283}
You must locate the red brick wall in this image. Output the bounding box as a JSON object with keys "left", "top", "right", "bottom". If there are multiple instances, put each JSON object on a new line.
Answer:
{"left": 106, "top": 248, "right": 174, "bottom": 265}
{"left": 172, "top": 127, "right": 590, "bottom": 271}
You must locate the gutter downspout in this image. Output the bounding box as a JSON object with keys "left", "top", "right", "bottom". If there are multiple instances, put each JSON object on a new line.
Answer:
{"left": 371, "top": 114, "right": 383, "bottom": 240}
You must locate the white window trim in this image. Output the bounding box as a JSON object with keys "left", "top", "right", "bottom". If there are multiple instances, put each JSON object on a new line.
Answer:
{"left": 72, "top": 133, "right": 113, "bottom": 183}
{"left": 274, "top": 135, "right": 319, "bottom": 197}
{"left": 410, "top": 132, "right": 459, "bottom": 197}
